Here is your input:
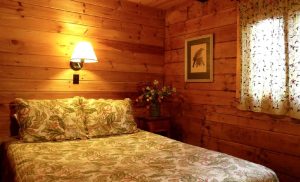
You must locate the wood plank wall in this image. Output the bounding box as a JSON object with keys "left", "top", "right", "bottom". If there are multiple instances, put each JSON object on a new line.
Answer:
{"left": 164, "top": 0, "right": 300, "bottom": 181}
{"left": 0, "top": 0, "right": 299, "bottom": 181}
{"left": 0, "top": 0, "right": 165, "bottom": 139}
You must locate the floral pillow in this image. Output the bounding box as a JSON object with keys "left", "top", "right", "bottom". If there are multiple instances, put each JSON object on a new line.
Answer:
{"left": 14, "top": 97, "right": 87, "bottom": 142}
{"left": 82, "top": 98, "right": 138, "bottom": 138}
{"left": 57, "top": 97, "right": 87, "bottom": 140}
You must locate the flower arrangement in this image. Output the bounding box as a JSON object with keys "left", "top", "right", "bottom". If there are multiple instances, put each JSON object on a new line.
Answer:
{"left": 135, "top": 80, "right": 176, "bottom": 106}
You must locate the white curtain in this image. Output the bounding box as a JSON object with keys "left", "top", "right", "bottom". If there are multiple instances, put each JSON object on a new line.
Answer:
{"left": 239, "top": 0, "right": 300, "bottom": 119}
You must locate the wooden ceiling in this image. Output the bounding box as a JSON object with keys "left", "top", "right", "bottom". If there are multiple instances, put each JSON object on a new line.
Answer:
{"left": 126, "top": 0, "right": 194, "bottom": 9}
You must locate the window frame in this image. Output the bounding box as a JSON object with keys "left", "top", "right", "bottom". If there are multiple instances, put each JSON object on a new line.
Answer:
{"left": 236, "top": 4, "right": 242, "bottom": 101}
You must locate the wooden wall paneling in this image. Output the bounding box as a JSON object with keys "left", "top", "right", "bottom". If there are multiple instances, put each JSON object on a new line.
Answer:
{"left": 184, "top": 103, "right": 300, "bottom": 136}
{"left": 0, "top": 0, "right": 165, "bottom": 47}
{"left": 165, "top": 74, "right": 236, "bottom": 91}
{"left": 165, "top": 6, "right": 188, "bottom": 25}
{"left": 0, "top": 91, "right": 137, "bottom": 104}
{"left": 72, "top": 0, "right": 120, "bottom": 9}
{"left": 0, "top": 51, "right": 164, "bottom": 67}
{"left": 0, "top": 0, "right": 165, "bottom": 139}
{"left": 0, "top": 66, "right": 163, "bottom": 82}
{"left": 9, "top": 0, "right": 165, "bottom": 27}
{"left": 175, "top": 114, "right": 300, "bottom": 180}
{"left": 201, "top": 136, "right": 300, "bottom": 180}
{"left": 164, "top": 0, "right": 300, "bottom": 181}
{"left": 179, "top": 90, "right": 235, "bottom": 106}
{"left": 200, "top": 119, "right": 300, "bottom": 157}
{"left": 0, "top": 28, "right": 162, "bottom": 56}
{"left": 165, "top": 58, "right": 236, "bottom": 75}
{"left": 166, "top": 8, "right": 237, "bottom": 37}
{"left": 126, "top": 0, "right": 192, "bottom": 10}
{"left": 0, "top": 79, "right": 138, "bottom": 92}
{"left": 205, "top": 111, "right": 300, "bottom": 136}
{"left": 0, "top": 53, "right": 163, "bottom": 75}
{"left": 166, "top": 23, "right": 237, "bottom": 50}
{"left": 205, "top": 104, "right": 300, "bottom": 129}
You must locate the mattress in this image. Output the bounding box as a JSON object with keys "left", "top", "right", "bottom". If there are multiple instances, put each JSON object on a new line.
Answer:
{"left": 4, "top": 131, "right": 278, "bottom": 182}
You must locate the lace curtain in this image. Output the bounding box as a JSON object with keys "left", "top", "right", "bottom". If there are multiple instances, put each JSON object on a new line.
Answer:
{"left": 239, "top": 0, "right": 300, "bottom": 119}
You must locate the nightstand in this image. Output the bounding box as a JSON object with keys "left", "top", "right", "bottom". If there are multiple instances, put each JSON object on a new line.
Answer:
{"left": 137, "top": 116, "right": 171, "bottom": 137}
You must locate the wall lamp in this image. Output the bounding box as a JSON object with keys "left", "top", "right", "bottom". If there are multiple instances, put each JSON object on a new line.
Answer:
{"left": 70, "top": 41, "right": 98, "bottom": 84}
{"left": 70, "top": 41, "right": 98, "bottom": 71}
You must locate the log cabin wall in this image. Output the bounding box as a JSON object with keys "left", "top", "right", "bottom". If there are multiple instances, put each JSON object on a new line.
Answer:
{"left": 0, "top": 0, "right": 164, "bottom": 139}
{"left": 164, "top": 0, "right": 300, "bottom": 181}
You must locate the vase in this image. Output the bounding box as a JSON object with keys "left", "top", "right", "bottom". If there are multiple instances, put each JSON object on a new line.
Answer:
{"left": 149, "top": 102, "right": 160, "bottom": 117}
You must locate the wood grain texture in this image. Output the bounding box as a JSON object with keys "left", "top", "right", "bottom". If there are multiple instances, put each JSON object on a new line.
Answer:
{"left": 0, "top": 0, "right": 164, "bottom": 139}
{"left": 1, "top": 0, "right": 299, "bottom": 181}
{"left": 164, "top": 0, "right": 300, "bottom": 181}
{"left": 126, "top": 0, "right": 193, "bottom": 10}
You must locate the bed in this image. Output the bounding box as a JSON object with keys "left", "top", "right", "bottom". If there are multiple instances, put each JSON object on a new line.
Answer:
{"left": 3, "top": 130, "right": 278, "bottom": 182}
{"left": 1, "top": 97, "right": 278, "bottom": 182}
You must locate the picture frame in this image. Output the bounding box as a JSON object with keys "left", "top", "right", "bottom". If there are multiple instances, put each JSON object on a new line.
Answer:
{"left": 185, "top": 34, "right": 213, "bottom": 82}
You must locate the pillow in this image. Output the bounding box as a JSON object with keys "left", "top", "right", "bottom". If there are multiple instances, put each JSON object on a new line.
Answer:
{"left": 83, "top": 98, "right": 137, "bottom": 138}
{"left": 14, "top": 97, "right": 87, "bottom": 142}
{"left": 58, "top": 97, "right": 87, "bottom": 140}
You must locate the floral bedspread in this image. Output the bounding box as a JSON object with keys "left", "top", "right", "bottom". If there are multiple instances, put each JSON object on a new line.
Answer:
{"left": 6, "top": 131, "right": 278, "bottom": 182}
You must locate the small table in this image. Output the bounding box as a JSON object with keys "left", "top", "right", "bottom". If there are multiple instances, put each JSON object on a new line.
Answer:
{"left": 137, "top": 116, "right": 171, "bottom": 137}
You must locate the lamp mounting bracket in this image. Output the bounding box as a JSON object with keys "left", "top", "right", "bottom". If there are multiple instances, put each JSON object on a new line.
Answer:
{"left": 70, "top": 61, "right": 83, "bottom": 71}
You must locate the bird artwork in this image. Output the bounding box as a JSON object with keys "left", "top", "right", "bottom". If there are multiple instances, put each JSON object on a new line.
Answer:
{"left": 192, "top": 48, "right": 205, "bottom": 68}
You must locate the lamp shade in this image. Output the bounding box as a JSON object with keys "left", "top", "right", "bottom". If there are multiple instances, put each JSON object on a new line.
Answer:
{"left": 70, "top": 41, "right": 98, "bottom": 63}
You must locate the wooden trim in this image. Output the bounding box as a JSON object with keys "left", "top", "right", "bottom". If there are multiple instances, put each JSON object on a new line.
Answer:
{"left": 235, "top": 2, "right": 241, "bottom": 100}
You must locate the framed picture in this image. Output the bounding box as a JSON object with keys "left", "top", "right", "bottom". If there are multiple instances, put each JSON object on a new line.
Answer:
{"left": 185, "top": 34, "right": 213, "bottom": 82}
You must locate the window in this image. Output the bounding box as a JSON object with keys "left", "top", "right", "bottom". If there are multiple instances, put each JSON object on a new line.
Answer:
{"left": 237, "top": 0, "right": 300, "bottom": 119}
